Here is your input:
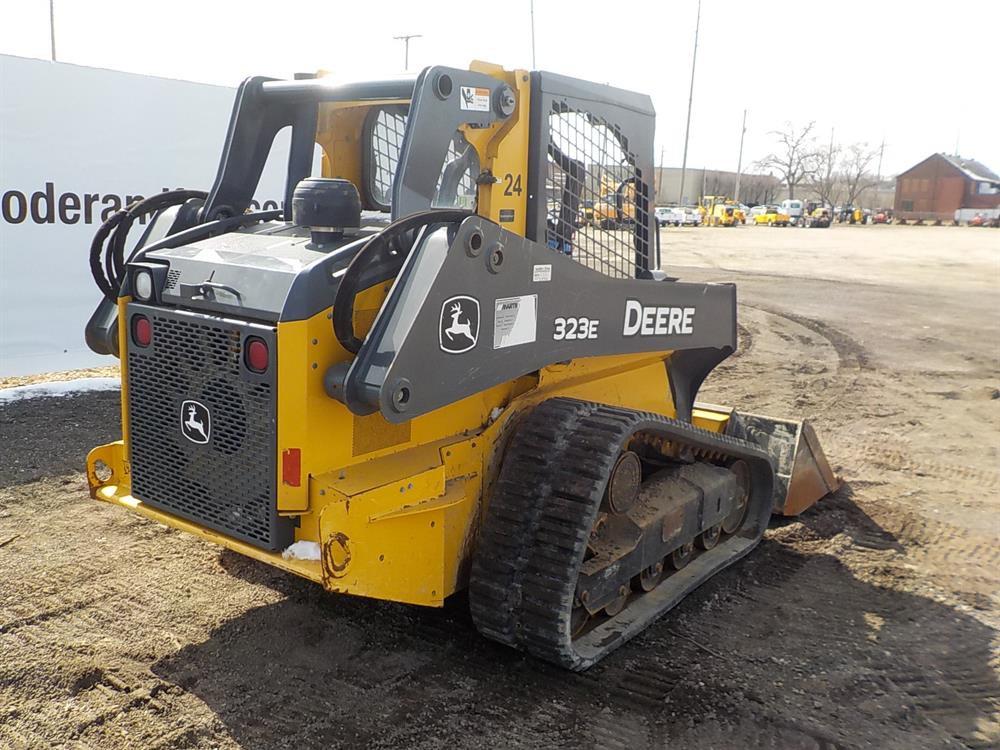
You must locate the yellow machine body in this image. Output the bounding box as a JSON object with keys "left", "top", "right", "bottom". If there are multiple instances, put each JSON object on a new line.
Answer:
{"left": 86, "top": 62, "right": 836, "bottom": 628}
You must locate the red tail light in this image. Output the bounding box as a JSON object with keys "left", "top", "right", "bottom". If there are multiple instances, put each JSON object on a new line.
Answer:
{"left": 245, "top": 337, "right": 269, "bottom": 373}
{"left": 132, "top": 315, "right": 152, "bottom": 347}
{"left": 282, "top": 447, "right": 301, "bottom": 487}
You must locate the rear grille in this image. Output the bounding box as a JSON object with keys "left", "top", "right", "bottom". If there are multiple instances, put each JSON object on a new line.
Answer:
{"left": 125, "top": 304, "right": 292, "bottom": 551}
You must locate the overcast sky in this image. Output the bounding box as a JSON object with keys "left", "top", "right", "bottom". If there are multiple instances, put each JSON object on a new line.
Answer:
{"left": 3, "top": 0, "right": 998, "bottom": 177}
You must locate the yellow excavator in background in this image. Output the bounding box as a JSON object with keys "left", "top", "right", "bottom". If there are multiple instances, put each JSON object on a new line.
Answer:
{"left": 590, "top": 177, "right": 638, "bottom": 229}
{"left": 699, "top": 195, "right": 740, "bottom": 227}
{"left": 84, "top": 62, "right": 839, "bottom": 671}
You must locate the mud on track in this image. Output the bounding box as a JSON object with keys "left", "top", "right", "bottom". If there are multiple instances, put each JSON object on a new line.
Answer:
{"left": 1, "top": 225, "right": 998, "bottom": 748}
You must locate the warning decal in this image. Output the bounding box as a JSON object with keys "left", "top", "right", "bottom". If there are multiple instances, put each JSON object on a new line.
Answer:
{"left": 493, "top": 294, "right": 537, "bottom": 349}
{"left": 460, "top": 86, "right": 491, "bottom": 112}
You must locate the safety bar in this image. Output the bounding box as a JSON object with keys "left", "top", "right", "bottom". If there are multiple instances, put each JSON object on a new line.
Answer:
{"left": 259, "top": 77, "right": 417, "bottom": 103}
{"left": 201, "top": 75, "right": 418, "bottom": 224}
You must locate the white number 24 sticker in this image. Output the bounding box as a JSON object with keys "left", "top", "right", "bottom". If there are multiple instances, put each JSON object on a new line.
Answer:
{"left": 553, "top": 316, "right": 599, "bottom": 341}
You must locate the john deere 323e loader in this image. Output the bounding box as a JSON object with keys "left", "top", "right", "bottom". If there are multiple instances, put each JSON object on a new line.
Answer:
{"left": 85, "top": 62, "right": 839, "bottom": 670}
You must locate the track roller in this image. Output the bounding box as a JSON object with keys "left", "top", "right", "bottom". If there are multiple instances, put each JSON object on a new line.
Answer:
{"left": 671, "top": 541, "right": 694, "bottom": 570}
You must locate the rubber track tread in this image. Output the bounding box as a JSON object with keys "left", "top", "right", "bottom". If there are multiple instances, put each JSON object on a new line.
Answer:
{"left": 468, "top": 397, "right": 772, "bottom": 670}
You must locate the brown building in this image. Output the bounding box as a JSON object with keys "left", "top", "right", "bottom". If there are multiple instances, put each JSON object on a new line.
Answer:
{"left": 894, "top": 153, "right": 1000, "bottom": 221}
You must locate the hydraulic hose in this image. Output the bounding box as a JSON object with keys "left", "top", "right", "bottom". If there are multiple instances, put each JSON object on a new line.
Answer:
{"left": 89, "top": 189, "right": 208, "bottom": 302}
{"left": 332, "top": 209, "right": 471, "bottom": 354}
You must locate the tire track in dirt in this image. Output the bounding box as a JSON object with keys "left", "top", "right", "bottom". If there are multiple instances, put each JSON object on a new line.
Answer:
{"left": 845, "top": 441, "right": 1000, "bottom": 491}
{"left": 720, "top": 303, "right": 875, "bottom": 422}
{"left": 743, "top": 304, "right": 873, "bottom": 372}
{"left": 728, "top": 322, "right": 755, "bottom": 361}
{"left": 874, "top": 628, "right": 1000, "bottom": 748}
{"left": 746, "top": 551, "right": 998, "bottom": 748}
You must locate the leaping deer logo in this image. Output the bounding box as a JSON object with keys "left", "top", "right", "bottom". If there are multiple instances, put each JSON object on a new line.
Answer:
{"left": 181, "top": 400, "right": 211, "bottom": 444}
{"left": 444, "top": 302, "right": 474, "bottom": 343}
{"left": 439, "top": 296, "right": 479, "bottom": 354}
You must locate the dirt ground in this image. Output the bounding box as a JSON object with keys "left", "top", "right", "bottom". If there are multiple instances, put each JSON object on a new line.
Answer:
{"left": 1, "top": 224, "right": 998, "bottom": 749}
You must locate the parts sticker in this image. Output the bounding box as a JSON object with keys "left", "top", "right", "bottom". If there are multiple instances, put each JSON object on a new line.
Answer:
{"left": 532, "top": 264, "right": 552, "bottom": 282}
{"left": 493, "top": 295, "right": 537, "bottom": 349}
{"left": 460, "top": 86, "right": 491, "bottom": 112}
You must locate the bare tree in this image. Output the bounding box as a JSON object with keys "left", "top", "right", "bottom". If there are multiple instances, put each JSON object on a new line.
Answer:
{"left": 811, "top": 137, "right": 842, "bottom": 208}
{"left": 840, "top": 142, "right": 880, "bottom": 205}
{"left": 739, "top": 173, "right": 781, "bottom": 205}
{"left": 703, "top": 171, "right": 736, "bottom": 198}
{"left": 756, "top": 122, "right": 820, "bottom": 200}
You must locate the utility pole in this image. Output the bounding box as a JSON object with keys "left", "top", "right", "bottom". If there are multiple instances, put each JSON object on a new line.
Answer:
{"left": 734, "top": 108, "right": 747, "bottom": 203}
{"left": 826, "top": 126, "right": 835, "bottom": 206}
{"left": 657, "top": 145, "right": 665, "bottom": 198}
{"left": 393, "top": 34, "right": 422, "bottom": 71}
{"left": 678, "top": 0, "right": 701, "bottom": 205}
{"left": 529, "top": 0, "right": 537, "bottom": 69}
{"left": 875, "top": 138, "right": 886, "bottom": 208}
{"left": 49, "top": 0, "right": 57, "bottom": 62}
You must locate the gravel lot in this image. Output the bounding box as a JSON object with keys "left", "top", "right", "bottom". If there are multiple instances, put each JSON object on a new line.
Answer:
{"left": 1, "top": 224, "right": 998, "bottom": 749}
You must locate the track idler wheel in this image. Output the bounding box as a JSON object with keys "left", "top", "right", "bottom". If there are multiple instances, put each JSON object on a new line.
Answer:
{"left": 721, "top": 460, "right": 751, "bottom": 534}
{"left": 607, "top": 451, "right": 641, "bottom": 513}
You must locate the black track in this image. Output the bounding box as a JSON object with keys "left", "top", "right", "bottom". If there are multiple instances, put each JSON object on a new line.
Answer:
{"left": 469, "top": 397, "right": 774, "bottom": 670}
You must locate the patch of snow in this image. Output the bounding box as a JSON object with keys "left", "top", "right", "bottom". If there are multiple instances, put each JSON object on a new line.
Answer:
{"left": 0, "top": 377, "right": 120, "bottom": 404}
{"left": 282, "top": 540, "right": 321, "bottom": 561}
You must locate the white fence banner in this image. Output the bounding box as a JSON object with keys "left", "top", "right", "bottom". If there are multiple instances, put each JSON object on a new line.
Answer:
{"left": 1, "top": 55, "right": 291, "bottom": 376}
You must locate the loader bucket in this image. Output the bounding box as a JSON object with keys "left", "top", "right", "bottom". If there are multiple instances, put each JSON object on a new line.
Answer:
{"left": 726, "top": 411, "right": 841, "bottom": 516}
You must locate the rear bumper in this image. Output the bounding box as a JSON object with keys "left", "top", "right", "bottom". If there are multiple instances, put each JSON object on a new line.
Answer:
{"left": 87, "top": 433, "right": 483, "bottom": 608}
{"left": 86, "top": 440, "right": 321, "bottom": 584}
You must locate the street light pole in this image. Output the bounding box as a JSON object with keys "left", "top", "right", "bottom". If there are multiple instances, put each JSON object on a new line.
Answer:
{"left": 393, "top": 34, "right": 422, "bottom": 71}
{"left": 49, "top": 0, "right": 57, "bottom": 62}
{"left": 530, "top": 0, "right": 537, "bottom": 69}
{"left": 678, "top": 0, "right": 701, "bottom": 205}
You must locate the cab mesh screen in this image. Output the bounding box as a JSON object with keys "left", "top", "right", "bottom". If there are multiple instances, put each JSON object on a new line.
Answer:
{"left": 368, "top": 106, "right": 479, "bottom": 211}
{"left": 546, "top": 102, "right": 650, "bottom": 278}
{"left": 369, "top": 106, "right": 408, "bottom": 209}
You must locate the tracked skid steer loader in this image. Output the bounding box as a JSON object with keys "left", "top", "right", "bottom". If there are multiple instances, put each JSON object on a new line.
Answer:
{"left": 84, "top": 62, "right": 839, "bottom": 670}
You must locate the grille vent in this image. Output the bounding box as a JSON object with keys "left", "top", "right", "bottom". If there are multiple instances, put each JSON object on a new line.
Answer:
{"left": 126, "top": 304, "right": 291, "bottom": 550}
